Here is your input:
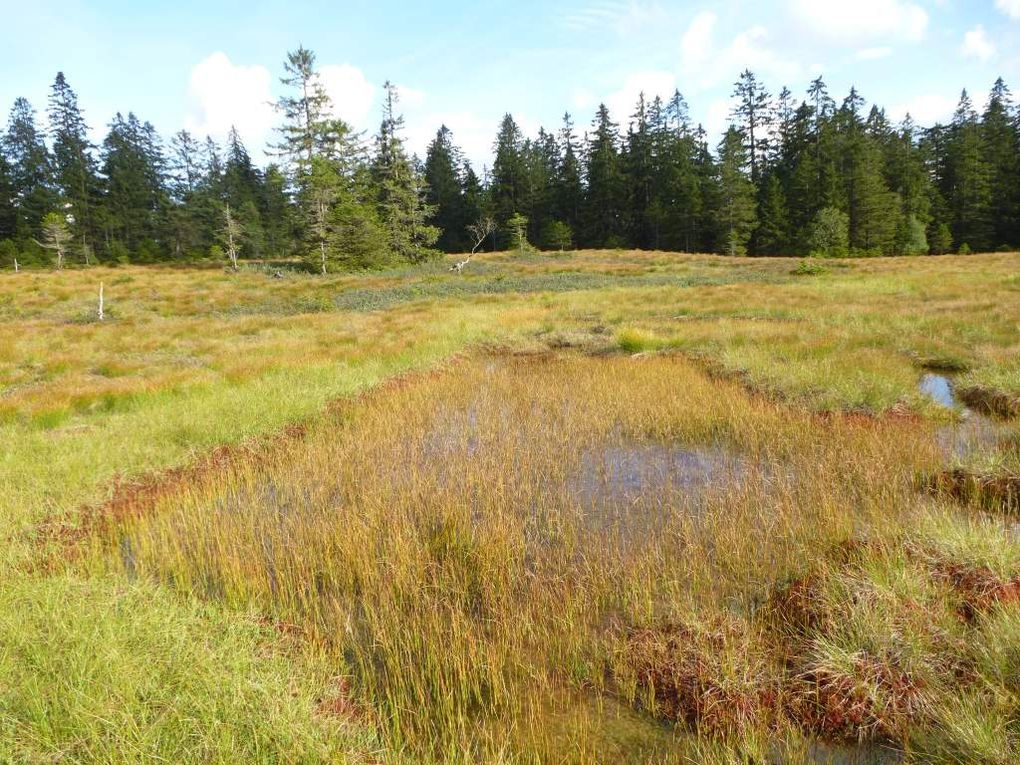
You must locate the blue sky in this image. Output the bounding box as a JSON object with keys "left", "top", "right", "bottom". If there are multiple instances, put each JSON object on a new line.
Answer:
{"left": 4, "top": 1, "right": 1020, "bottom": 169}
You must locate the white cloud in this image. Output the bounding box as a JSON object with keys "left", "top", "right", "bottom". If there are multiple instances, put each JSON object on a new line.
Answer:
{"left": 680, "top": 10, "right": 716, "bottom": 72}
{"left": 960, "top": 26, "right": 996, "bottom": 62}
{"left": 571, "top": 87, "right": 596, "bottom": 112}
{"left": 856, "top": 46, "right": 893, "bottom": 60}
{"left": 788, "top": 0, "right": 928, "bottom": 44}
{"left": 704, "top": 98, "right": 733, "bottom": 140}
{"left": 679, "top": 14, "right": 801, "bottom": 91}
{"left": 561, "top": 1, "right": 666, "bottom": 36}
{"left": 606, "top": 70, "right": 677, "bottom": 126}
{"left": 725, "top": 26, "right": 802, "bottom": 81}
{"left": 184, "top": 52, "right": 274, "bottom": 151}
{"left": 996, "top": 0, "right": 1020, "bottom": 20}
{"left": 319, "top": 64, "right": 376, "bottom": 128}
{"left": 889, "top": 94, "right": 956, "bottom": 126}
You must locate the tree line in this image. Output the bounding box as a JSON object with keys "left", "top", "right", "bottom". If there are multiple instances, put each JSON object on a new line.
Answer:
{"left": 2, "top": 51, "right": 1018, "bottom": 270}
{"left": 427, "top": 72, "right": 1020, "bottom": 256}
{"left": 0, "top": 48, "right": 437, "bottom": 272}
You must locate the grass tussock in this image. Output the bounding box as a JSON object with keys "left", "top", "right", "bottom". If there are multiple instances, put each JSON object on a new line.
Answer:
{"left": 82, "top": 353, "right": 1018, "bottom": 762}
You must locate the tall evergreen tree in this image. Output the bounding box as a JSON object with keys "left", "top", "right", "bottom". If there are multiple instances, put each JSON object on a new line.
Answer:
{"left": 625, "top": 93, "right": 655, "bottom": 248}
{"left": 755, "top": 173, "right": 789, "bottom": 254}
{"left": 0, "top": 153, "right": 16, "bottom": 242}
{"left": 731, "top": 70, "right": 772, "bottom": 184}
{"left": 715, "top": 127, "right": 757, "bottom": 256}
{"left": 273, "top": 46, "right": 386, "bottom": 270}
{"left": 47, "top": 72, "right": 101, "bottom": 255}
{"left": 945, "top": 90, "right": 994, "bottom": 250}
{"left": 373, "top": 82, "right": 438, "bottom": 262}
{"left": 3, "top": 97, "right": 57, "bottom": 240}
{"left": 583, "top": 104, "right": 627, "bottom": 247}
{"left": 424, "top": 125, "right": 469, "bottom": 252}
{"left": 222, "top": 127, "right": 266, "bottom": 258}
{"left": 101, "top": 112, "right": 169, "bottom": 259}
{"left": 554, "top": 112, "right": 584, "bottom": 237}
{"left": 982, "top": 78, "right": 1019, "bottom": 247}
{"left": 490, "top": 114, "right": 526, "bottom": 242}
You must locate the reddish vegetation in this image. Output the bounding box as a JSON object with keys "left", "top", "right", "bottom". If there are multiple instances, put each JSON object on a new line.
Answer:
{"left": 790, "top": 654, "right": 927, "bottom": 742}
{"left": 769, "top": 574, "right": 826, "bottom": 634}
{"left": 929, "top": 468, "right": 1020, "bottom": 513}
{"left": 315, "top": 675, "right": 371, "bottom": 723}
{"left": 621, "top": 622, "right": 780, "bottom": 736}
{"left": 30, "top": 360, "right": 466, "bottom": 572}
{"left": 957, "top": 385, "right": 1020, "bottom": 419}
{"left": 930, "top": 561, "right": 1020, "bottom": 622}
{"left": 31, "top": 423, "right": 308, "bottom": 571}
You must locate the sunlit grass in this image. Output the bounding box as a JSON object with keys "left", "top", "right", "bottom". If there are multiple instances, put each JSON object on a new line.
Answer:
{"left": 0, "top": 251, "right": 1017, "bottom": 763}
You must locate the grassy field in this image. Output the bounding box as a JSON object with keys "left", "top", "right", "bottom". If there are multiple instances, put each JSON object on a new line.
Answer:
{"left": 1, "top": 250, "right": 1018, "bottom": 763}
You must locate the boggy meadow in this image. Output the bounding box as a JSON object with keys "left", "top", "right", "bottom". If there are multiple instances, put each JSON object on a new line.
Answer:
{"left": 90, "top": 354, "right": 1018, "bottom": 763}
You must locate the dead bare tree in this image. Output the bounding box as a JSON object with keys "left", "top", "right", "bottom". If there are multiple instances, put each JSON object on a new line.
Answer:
{"left": 451, "top": 216, "right": 496, "bottom": 273}
{"left": 36, "top": 213, "right": 72, "bottom": 270}
{"left": 220, "top": 204, "right": 243, "bottom": 271}
{"left": 97, "top": 282, "right": 105, "bottom": 321}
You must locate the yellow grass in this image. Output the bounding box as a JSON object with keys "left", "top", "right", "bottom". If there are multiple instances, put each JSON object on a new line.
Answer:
{"left": 1, "top": 251, "right": 1017, "bottom": 763}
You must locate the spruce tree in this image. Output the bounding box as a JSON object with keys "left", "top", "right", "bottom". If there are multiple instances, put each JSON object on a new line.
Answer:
{"left": 982, "top": 78, "right": 1019, "bottom": 247}
{"left": 222, "top": 127, "right": 266, "bottom": 258}
{"left": 47, "top": 72, "right": 101, "bottom": 255}
{"left": 946, "top": 90, "right": 993, "bottom": 251}
{"left": 273, "top": 46, "right": 385, "bottom": 271}
{"left": 424, "top": 125, "right": 469, "bottom": 252}
{"left": 260, "top": 164, "right": 294, "bottom": 258}
{"left": 755, "top": 174, "right": 789, "bottom": 254}
{"left": 101, "top": 112, "right": 169, "bottom": 259}
{"left": 731, "top": 70, "right": 772, "bottom": 184}
{"left": 554, "top": 113, "right": 584, "bottom": 240}
{"left": 3, "top": 97, "right": 57, "bottom": 241}
{"left": 0, "top": 153, "right": 16, "bottom": 242}
{"left": 584, "top": 104, "right": 627, "bottom": 247}
{"left": 373, "top": 82, "right": 438, "bottom": 262}
{"left": 490, "top": 114, "right": 525, "bottom": 241}
{"left": 166, "top": 129, "right": 207, "bottom": 257}
{"left": 272, "top": 46, "right": 334, "bottom": 174}
{"left": 625, "top": 93, "right": 655, "bottom": 248}
{"left": 715, "top": 127, "right": 757, "bottom": 256}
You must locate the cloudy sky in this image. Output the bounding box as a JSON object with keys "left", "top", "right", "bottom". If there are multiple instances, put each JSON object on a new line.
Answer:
{"left": 4, "top": 1, "right": 1020, "bottom": 170}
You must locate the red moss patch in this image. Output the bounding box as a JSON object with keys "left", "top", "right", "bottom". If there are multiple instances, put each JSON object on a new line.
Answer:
{"left": 791, "top": 652, "right": 928, "bottom": 742}
{"left": 619, "top": 621, "right": 780, "bottom": 736}
{"left": 957, "top": 385, "right": 1020, "bottom": 419}
{"left": 315, "top": 675, "right": 372, "bottom": 723}
{"left": 932, "top": 562, "right": 1020, "bottom": 622}
{"left": 928, "top": 468, "right": 1020, "bottom": 513}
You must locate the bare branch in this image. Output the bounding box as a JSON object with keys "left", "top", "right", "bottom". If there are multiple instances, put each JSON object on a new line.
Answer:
{"left": 451, "top": 216, "right": 496, "bottom": 273}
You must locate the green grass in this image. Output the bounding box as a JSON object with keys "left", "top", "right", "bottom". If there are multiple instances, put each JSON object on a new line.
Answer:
{"left": 0, "top": 250, "right": 1017, "bottom": 763}
{"left": 0, "top": 574, "right": 379, "bottom": 764}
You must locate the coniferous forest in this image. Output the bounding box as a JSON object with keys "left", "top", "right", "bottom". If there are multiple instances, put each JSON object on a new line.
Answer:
{"left": 2, "top": 47, "right": 1019, "bottom": 270}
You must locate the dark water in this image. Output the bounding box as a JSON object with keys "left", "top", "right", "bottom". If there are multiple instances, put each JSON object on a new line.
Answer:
{"left": 571, "top": 442, "right": 749, "bottom": 510}
{"left": 794, "top": 742, "right": 902, "bottom": 765}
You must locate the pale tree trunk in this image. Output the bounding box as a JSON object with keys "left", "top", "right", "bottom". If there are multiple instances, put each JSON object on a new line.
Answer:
{"left": 98, "top": 282, "right": 105, "bottom": 321}
{"left": 317, "top": 199, "right": 328, "bottom": 275}
{"left": 13, "top": 259, "right": 18, "bottom": 272}
{"left": 224, "top": 204, "right": 239, "bottom": 271}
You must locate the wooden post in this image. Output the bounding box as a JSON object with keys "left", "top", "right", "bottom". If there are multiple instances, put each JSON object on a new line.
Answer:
{"left": 13, "top": 258, "right": 18, "bottom": 273}
{"left": 98, "top": 282, "right": 105, "bottom": 321}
